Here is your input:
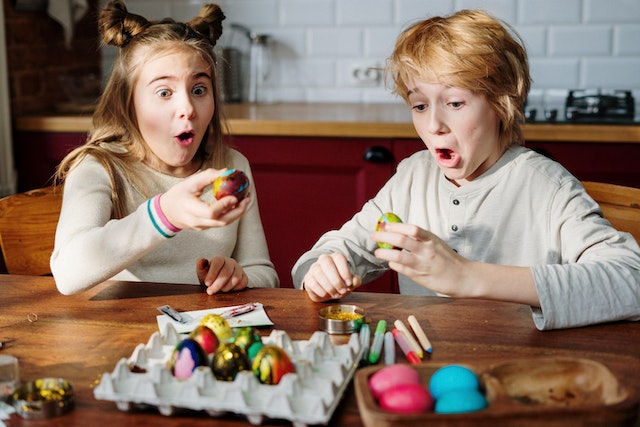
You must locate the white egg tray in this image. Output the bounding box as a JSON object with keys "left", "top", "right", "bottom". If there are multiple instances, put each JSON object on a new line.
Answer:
{"left": 94, "top": 323, "right": 364, "bottom": 427}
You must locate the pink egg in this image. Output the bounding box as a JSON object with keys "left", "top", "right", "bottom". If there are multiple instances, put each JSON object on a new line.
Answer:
{"left": 379, "top": 383, "right": 434, "bottom": 414}
{"left": 368, "top": 364, "right": 421, "bottom": 400}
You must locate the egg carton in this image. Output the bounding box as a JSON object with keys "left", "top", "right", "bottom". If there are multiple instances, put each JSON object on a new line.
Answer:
{"left": 94, "top": 323, "right": 364, "bottom": 427}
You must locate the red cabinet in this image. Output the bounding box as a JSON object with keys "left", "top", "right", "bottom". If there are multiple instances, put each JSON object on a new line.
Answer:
{"left": 228, "top": 135, "right": 398, "bottom": 292}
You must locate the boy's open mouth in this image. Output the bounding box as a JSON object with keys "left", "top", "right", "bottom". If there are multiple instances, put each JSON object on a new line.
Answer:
{"left": 435, "top": 148, "right": 460, "bottom": 168}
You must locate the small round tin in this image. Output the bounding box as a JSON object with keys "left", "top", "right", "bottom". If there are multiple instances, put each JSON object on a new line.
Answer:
{"left": 12, "top": 378, "right": 74, "bottom": 419}
{"left": 318, "top": 304, "right": 366, "bottom": 334}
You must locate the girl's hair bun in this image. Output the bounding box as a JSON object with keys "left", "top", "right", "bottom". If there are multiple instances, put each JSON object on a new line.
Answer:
{"left": 98, "top": 0, "right": 150, "bottom": 47}
{"left": 188, "top": 4, "right": 225, "bottom": 47}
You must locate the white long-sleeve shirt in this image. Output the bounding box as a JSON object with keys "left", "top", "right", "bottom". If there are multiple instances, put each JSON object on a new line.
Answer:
{"left": 51, "top": 149, "right": 279, "bottom": 294}
{"left": 292, "top": 145, "right": 640, "bottom": 330}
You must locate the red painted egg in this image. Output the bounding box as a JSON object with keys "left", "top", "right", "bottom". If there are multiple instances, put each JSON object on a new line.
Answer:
{"left": 189, "top": 325, "right": 220, "bottom": 355}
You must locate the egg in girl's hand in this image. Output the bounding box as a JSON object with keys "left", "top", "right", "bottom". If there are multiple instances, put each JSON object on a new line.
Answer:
{"left": 376, "top": 212, "right": 403, "bottom": 249}
{"left": 189, "top": 325, "right": 219, "bottom": 355}
{"left": 251, "top": 345, "right": 296, "bottom": 385}
{"left": 212, "top": 169, "right": 250, "bottom": 201}
{"left": 368, "top": 364, "right": 421, "bottom": 399}
{"left": 200, "top": 313, "right": 233, "bottom": 342}
{"left": 169, "top": 338, "right": 208, "bottom": 379}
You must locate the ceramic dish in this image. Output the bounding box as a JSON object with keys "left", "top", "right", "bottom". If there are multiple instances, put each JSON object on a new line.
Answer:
{"left": 12, "top": 377, "right": 74, "bottom": 419}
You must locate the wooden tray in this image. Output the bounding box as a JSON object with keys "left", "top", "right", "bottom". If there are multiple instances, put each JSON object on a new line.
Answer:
{"left": 354, "top": 357, "right": 639, "bottom": 427}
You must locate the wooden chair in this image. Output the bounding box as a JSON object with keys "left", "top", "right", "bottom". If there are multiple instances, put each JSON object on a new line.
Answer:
{"left": 582, "top": 181, "right": 640, "bottom": 243}
{"left": 0, "top": 186, "right": 62, "bottom": 275}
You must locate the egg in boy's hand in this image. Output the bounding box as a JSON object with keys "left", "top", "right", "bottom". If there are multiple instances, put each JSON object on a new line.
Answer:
{"left": 212, "top": 169, "right": 250, "bottom": 201}
{"left": 376, "top": 212, "right": 403, "bottom": 249}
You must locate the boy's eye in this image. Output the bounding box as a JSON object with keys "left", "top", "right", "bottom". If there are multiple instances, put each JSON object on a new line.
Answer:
{"left": 412, "top": 104, "right": 427, "bottom": 112}
{"left": 450, "top": 101, "right": 463, "bottom": 108}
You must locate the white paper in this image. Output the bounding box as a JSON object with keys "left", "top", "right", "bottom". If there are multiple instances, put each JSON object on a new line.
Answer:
{"left": 156, "top": 302, "right": 274, "bottom": 334}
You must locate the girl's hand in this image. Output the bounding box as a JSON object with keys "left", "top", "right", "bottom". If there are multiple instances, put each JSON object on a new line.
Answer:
{"left": 301, "top": 253, "right": 362, "bottom": 302}
{"left": 196, "top": 256, "right": 248, "bottom": 295}
{"left": 161, "top": 168, "right": 251, "bottom": 230}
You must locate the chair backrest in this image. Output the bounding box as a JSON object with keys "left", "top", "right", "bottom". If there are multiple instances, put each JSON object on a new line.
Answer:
{"left": 0, "top": 186, "right": 62, "bottom": 275}
{"left": 582, "top": 181, "right": 640, "bottom": 243}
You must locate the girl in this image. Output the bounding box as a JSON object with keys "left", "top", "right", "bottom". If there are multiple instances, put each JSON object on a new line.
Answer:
{"left": 51, "top": 0, "right": 278, "bottom": 294}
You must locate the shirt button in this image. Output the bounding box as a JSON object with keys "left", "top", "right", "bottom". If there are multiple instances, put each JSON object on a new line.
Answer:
{"left": 451, "top": 225, "right": 459, "bottom": 232}
{"left": 453, "top": 199, "right": 460, "bottom": 205}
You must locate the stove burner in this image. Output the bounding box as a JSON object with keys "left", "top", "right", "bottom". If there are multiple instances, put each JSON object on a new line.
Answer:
{"left": 565, "top": 89, "right": 634, "bottom": 122}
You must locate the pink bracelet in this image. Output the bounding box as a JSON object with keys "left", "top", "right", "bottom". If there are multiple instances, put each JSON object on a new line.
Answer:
{"left": 154, "top": 194, "right": 181, "bottom": 233}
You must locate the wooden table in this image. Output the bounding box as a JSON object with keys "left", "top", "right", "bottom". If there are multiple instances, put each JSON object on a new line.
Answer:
{"left": 1, "top": 275, "right": 639, "bottom": 426}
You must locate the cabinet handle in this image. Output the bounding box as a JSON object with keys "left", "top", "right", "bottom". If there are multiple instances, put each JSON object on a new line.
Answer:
{"left": 363, "top": 146, "right": 394, "bottom": 164}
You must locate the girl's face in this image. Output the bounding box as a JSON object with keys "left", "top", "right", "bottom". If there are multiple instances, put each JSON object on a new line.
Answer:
{"left": 407, "top": 78, "right": 502, "bottom": 186}
{"left": 133, "top": 48, "right": 215, "bottom": 177}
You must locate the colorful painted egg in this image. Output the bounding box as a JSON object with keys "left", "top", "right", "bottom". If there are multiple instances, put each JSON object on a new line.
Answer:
{"left": 428, "top": 365, "right": 480, "bottom": 400}
{"left": 212, "top": 169, "right": 250, "bottom": 201}
{"left": 251, "top": 345, "right": 296, "bottom": 385}
{"left": 211, "top": 342, "right": 250, "bottom": 381}
{"left": 368, "top": 364, "right": 422, "bottom": 400}
{"left": 200, "top": 313, "right": 232, "bottom": 342}
{"left": 189, "top": 324, "right": 219, "bottom": 355}
{"left": 230, "top": 327, "right": 262, "bottom": 353}
{"left": 169, "top": 338, "right": 208, "bottom": 379}
{"left": 375, "top": 212, "right": 403, "bottom": 249}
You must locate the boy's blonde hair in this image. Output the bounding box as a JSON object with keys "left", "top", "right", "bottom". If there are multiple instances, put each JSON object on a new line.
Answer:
{"left": 387, "top": 9, "right": 531, "bottom": 150}
{"left": 56, "top": 0, "right": 228, "bottom": 218}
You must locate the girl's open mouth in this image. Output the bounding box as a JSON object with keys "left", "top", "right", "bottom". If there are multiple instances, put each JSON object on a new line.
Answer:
{"left": 176, "top": 131, "right": 195, "bottom": 147}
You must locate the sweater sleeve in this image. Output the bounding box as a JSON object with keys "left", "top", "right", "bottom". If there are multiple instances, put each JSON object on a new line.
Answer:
{"left": 531, "top": 179, "right": 640, "bottom": 330}
{"left": 51, "top": 157, "right": 168, "bottom": 294}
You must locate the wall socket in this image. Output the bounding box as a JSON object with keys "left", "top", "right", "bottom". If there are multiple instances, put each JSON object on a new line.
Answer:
{"left": 349, "top": 63, "right": 382, "bottom": 86}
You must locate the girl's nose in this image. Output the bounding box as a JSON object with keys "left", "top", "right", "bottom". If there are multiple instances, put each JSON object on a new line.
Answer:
{"left": 177, "top": 94, "right": 196, "bottom": 119}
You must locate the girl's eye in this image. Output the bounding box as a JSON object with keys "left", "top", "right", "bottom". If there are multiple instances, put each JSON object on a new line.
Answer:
{"left": 157, "top": 89, "right": 172, "bottom": 98}
{"left": 193, "top": 85, "right": 208, "bottom": 96}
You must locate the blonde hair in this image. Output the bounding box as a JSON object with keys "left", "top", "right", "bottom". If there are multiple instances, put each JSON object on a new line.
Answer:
{"left": 387, "top": 9, "right": 531, "bottom": 150}
{"left": 55, "top": 0, "right": 228, "bottom": 218}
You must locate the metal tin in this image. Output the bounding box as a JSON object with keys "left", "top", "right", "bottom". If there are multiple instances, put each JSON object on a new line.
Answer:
{"left": 12, "top": 378, "right": 74, "bottom": 419}
{"left": 318, "top": 304, "right": 366, "bottom": 334}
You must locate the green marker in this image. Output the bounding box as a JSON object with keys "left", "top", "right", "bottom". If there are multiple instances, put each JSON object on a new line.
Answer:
{"left": 368, "top": 320, "right": 387, "bottom": 364}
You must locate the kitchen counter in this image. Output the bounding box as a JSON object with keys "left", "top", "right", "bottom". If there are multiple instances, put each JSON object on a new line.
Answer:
{"left": 15, "top": 102, "right": 640, "bottom": 143}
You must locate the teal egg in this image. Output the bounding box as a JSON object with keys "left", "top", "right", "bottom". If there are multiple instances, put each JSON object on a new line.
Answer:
{"left": 434, "top": 389, "right": 488, "bottom": 414}
{"left": 428, "top": 365, "right": 480, "bottom": 399}
{"left": 230, "top": 327, "right": 262, "bottom": 355}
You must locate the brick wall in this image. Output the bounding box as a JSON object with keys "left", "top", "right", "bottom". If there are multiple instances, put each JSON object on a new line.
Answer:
{"left": 3, "top": 0, "right": 101, "bottom": 115}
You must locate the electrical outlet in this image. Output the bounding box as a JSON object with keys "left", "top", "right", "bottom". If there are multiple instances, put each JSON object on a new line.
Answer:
{"left": 349, "top": 63, "right": 382, "bottom": 86}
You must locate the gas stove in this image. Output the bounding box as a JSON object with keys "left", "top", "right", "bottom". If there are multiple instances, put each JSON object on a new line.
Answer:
{"left": 524, "top": 89, "right": 638, "bottom": 124}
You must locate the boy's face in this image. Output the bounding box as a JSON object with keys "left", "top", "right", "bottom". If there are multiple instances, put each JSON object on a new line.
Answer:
{"left": 133, "top": 47, "right": 215, "bottom": 177}
{"left": 407, "top": 78, "right": 502, "bottom": 186}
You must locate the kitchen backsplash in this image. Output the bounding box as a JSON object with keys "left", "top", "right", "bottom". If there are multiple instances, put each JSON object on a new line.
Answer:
{"left": 101, "top": 0, "right": 640, "bottom": 105}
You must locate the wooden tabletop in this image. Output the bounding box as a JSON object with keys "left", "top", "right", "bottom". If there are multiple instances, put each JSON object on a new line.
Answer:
{"left": 15, "top": 103, "right": 640, "bottom": 143}
{"left": 1, "top": 274, "right": 639, "bottom": 426}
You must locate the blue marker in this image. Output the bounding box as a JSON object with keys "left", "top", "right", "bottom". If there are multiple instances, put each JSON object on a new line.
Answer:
{"left": 368, "top": 320, "right": 387, "bottom": 364}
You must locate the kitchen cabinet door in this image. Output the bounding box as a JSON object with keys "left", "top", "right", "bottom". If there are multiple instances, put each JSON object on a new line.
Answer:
{"left": 228, "top": 135, "right": 398, "bottom": 292}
